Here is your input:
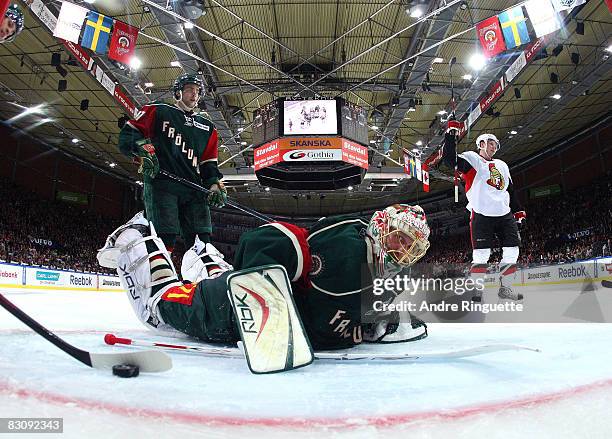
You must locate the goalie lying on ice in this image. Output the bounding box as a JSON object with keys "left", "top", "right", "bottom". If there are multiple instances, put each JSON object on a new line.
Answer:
{"left": 97, "top": 205, "right": 430, "bottom": 354}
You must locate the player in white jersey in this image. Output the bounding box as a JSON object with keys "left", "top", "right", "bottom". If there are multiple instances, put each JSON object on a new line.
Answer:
{"left": 441, "top": 120, "right": 526, "bottom": 301}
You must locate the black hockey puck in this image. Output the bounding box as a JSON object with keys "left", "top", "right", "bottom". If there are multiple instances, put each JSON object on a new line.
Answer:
{"left": 112, "top": 364, "right": 140, "bottom": 378}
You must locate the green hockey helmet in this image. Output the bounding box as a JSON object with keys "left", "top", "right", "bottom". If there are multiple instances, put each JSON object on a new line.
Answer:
{"left": 173, "top": 74, "right": 204, "bottom": 101}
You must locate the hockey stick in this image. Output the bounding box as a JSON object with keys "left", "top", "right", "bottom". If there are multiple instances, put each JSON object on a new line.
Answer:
{"left": 602, "top": 280, "right": 612, "bottom": 288}
{"left": 0, "top": 294, "right": 172, "bottom": 372}
{"left": 158, "top": 169, "right": 274, "bottom": 223}
{"left": 448, "top": 56, "right": 460, "bottom": 203}
{"left": 104, "top": 333, "right": 539, "bottom": 362}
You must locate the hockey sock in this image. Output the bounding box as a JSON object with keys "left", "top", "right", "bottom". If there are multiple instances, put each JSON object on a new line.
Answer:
{"left": 499, "top": 264, "right": 517, "bottom": 288}
{"left": 469, "top": 264, "right": 487, "bottom": 300}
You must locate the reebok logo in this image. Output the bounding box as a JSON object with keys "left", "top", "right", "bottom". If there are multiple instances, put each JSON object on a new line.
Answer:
{"left": 70, "top": 275, "right": 93, "bottom": 286}
{"left": 558, "top": 266, "right": 587, "bottom": 279}
{"left": 234, "top": 284, "right": 270, "bottom": 341}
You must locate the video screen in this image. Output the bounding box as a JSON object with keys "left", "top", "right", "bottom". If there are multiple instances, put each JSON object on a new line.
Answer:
{"left": 252, "top": 100, "right": 281, "bottom": 147}
{"left": 283, "top": 99, "right": 338, "bottom": 135}
{"left": 339, "top": 99, "right": 368, "bottom": 145}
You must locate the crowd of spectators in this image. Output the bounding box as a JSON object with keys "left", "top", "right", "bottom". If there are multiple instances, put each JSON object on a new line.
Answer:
{"left": 1, "top": 171, "right": 610, "bottom": 275}
{"left": 0, "top": 177, "right": 120, "bottom": 274}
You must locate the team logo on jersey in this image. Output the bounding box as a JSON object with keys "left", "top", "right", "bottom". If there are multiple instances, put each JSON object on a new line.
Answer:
{"left": 486, "top": 163, "right": 505, "bottom": 190}
{"left": 309, "top": 254, "right": 324, "bottom": 276}
{"left": 184, "top": 115, "right": 194, "bottom": 127}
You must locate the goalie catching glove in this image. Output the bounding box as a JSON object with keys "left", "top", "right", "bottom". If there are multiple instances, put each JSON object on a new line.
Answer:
{"left": 133, "top": 139, "right": 159, "bottom": 178}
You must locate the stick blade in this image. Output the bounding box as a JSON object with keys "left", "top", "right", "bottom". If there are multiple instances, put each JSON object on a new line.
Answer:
{"left": 89, "top": 350, "right": 172, "bottom": 373}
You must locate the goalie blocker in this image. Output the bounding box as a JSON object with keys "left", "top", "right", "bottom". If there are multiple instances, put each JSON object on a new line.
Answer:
{"left": 227, "top": 265, "right": 313, "bottom": 374}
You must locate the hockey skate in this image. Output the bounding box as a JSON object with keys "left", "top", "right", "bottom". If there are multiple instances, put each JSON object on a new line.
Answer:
{"left": 471, "top": 289, "right": 483, "bottom": 302}
{"left": 498, "top": 286, "right": 523, "bottom": 301}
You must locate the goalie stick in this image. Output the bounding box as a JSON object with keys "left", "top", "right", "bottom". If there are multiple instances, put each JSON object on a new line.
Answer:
{"left": 105, "top": 333, "right": 540, "bottom": 362}
{"left": 0, "top": 293, "right": 172, "bottom": 373}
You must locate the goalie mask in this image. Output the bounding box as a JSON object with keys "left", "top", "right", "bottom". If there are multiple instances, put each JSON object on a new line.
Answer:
{"left": 367, "top": 204, "right": 430, "bottom": 274}
{"left": 1, "top": 4, "right": 24, "bottom": 44}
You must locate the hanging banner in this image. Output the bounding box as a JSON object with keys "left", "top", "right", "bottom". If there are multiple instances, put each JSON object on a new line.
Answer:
{"left": 0, "top": 1, "right": 8, "bottom": 21}
{"left": 422, "top": 164, "right": 430, "bottom": 192}
{"left": 498, "top": 6, "right": 530, "bottom": 49}
{"left": 109, "top": 20, "right": 139, "bottom": 64}
{"left": 524, "top": 0, "right": 562, "bottom": 38}
{"left": 29, "top": 0, "right": 57, "bottom": 31}
{"left": 81, "top": 11, "right": 113, "bottom": 54}
{"left": 53, "top": 1, "right": 88, "bottom": 44}
{"left": 550, "top": 0, "right": 587, "bottom": 12}
{"left": 476, "top": 15, "right": 507, "bottom": 58}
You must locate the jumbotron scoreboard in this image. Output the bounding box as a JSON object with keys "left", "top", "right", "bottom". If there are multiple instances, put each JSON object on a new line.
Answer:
{"left": 252, "top": 98, "right": 369, "bottom": 190}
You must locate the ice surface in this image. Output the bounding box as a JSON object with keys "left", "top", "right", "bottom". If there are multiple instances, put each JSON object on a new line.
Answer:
{"left": 1, "top": 286, "right": 611, "bottom": 438}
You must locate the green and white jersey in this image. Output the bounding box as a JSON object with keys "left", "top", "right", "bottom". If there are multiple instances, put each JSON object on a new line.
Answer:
{"left": 233, "top": 215, "right": 375, "bottom": 350}
{"left": 118, "top": 102, "right": 221, "bottom": 185}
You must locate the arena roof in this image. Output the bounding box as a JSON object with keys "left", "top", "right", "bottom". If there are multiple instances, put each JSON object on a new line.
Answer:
{"left": 0, "top": 0, "right": 610, "bottom": 215}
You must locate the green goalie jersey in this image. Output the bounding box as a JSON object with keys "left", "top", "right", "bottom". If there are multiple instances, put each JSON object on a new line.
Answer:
{"left": 233, "top": 215, "right": 375, "bottom": 350}
{"left": 118, "top": 102, "right": 222, "bottom": 186}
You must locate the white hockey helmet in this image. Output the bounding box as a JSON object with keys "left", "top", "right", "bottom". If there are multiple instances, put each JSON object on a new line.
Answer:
{"left": 475, "top": 133, "right": 500, "bottom": 155}
{"left": 367, "top": 204, "right": 431, "bottom": 271}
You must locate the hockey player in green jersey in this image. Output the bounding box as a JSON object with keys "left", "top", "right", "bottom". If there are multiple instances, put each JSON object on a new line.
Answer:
{"left": 98, "top": 204, "right": 431, "bottom": 353}
{"left": 117, "top": 74, "right": 227, "bottom": 252}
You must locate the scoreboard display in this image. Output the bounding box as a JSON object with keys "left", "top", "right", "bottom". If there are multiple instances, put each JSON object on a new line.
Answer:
{"left": 338, "top": 98, "right": 368, "bottom": 146}
{"left": 251, "top": 98, "right": 369, "bottom": 190}
{"left": 282, "top": 99, "right": 338, "bottom": 135}
{"left": 252, "top": 100, "right": 281, "bottom": 147}
{"left": 252, "top": 98, "right": 367, "bottom": 147}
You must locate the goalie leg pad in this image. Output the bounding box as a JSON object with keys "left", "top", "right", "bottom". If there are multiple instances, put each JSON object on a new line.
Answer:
{"left": 227, "top": 265, "right": 313, "bottom": 374}
{"left": 101, "top": 214, "right": 179, "bottom": 330}
{"left": 98, "top": 211, "right": 153, "bottom": 269}
{"left": 181, "top": 237, "right": 233, "bottom": 283}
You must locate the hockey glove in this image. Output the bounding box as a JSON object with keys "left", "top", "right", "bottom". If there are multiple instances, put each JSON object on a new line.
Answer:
{"left": 134, "top": 139, "right": 159, "bottom": 178}
{"left": 513, "top": 211, "right": 526, "bottom": 225}
{"left": 207, "top": 181, "right": 227, "bottom": 208}
{"left": 446, "top": 119, "right": 462, "bottom": 137}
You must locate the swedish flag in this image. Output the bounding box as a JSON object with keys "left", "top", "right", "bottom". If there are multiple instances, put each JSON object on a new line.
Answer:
{"left": 81, "top": 11, "right": 113, "bottom": 54}
{"left": 498, "top": 7, "right": 530, "bottom": 49}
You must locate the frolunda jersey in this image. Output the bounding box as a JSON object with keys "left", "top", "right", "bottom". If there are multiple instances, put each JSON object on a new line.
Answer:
{"left": 233, "top": 215, "right": 374, "bottom": 350}
{"left": 118, "top": 102, "right": 218, "bottom": 184}
{"left": 459, "top": 151, "right": 512, "bottom": 217}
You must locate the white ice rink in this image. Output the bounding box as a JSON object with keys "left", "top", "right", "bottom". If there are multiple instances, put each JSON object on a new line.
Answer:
{"left": 1, "top": 284, "right": 612, "bottom": 439}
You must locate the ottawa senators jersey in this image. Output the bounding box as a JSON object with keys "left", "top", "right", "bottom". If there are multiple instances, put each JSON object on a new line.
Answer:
{"left": 458, "top": 151, "right": 512, "bottom": 217}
